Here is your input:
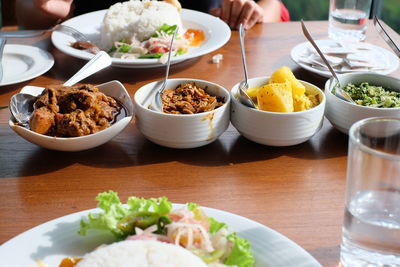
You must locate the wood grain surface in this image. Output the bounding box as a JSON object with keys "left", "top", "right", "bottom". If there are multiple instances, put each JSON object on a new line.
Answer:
{"left": 0, "top": 20, "right": 399, "bottom": 267}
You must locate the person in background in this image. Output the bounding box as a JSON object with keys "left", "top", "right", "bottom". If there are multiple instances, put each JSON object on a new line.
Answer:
{"left": 16, "top": 0, "right": 290, "bottom": 30}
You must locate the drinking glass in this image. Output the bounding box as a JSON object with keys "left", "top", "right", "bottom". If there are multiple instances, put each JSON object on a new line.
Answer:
{"left": 341, "top": 117, "right": 400, "bottom": 266}
{"left": 329, "top": 0, "right": 372, "bottom": 41}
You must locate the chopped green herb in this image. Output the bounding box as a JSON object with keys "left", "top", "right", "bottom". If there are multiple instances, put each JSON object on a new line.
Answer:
{"left": 343, "top": 82, "right": 400, "bottom": 108}
{"left": 139, "top": 53, "right": 163, "bottom": 58}
{"left": 118, "top": 44, "right": 132, "bottom": 53}
{"left": 108, "top": 46, "right": 117, "bottom": 54}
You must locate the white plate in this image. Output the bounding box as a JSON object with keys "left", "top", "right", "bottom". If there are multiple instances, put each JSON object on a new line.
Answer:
{"left": 0, "top": 204, "right": 322, "bottom": 267}
{"left": 51, "top": 9, "right": 231, "bottom": 68}
{"left": 0, "top": 44, "right": 54, "bottom": 86}
{"left": 291, "top": 40, "right": 399, "bottom": 78}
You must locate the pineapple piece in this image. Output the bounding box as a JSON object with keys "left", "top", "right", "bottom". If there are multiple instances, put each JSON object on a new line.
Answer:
{"left": 293, "top": 94, "right": 312, "bottom": 112}
{"left": 257, "top": 82, "right": 293, "bottom": 112}
{"left": 246, "top": 86, "right": 262, "bottom": 102}
{"left": 270, "top": 66, "right": 305, "bottom": 99}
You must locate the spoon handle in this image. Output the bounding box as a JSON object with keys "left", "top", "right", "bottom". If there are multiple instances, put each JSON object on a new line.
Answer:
{"left": 157, "top": 27, "right": 179, "bottom": 95}
{"left": 300, "top": 20, "right": 339, "bottom": 82}
{"left": 63, "top": 51, "right": 112, "bottom": 87}
{"left": 373, "top": 16, "right": 400, "bottom": 58}
{"left": 239, "top": 24, "right": 248, "bottom": 83}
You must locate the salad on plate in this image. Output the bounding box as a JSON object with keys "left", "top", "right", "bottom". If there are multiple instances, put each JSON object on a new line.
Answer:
{"left": 57, "top": 191, "right": 255, "bottom": 267}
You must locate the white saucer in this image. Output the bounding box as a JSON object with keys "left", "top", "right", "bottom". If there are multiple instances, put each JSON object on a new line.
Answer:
{"left": 291, "top": 40, "right": 399, "bottom": 78}
{"left": 0, "top": 44, "right": 54, "bottom": 86}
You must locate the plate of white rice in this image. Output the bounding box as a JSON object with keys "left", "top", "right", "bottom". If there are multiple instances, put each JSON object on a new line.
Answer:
{"left": 0, "top": 204, "right": 322, "bottom": 267}
{"left": 51, "top": 2, "right": 231, "bottom": 68}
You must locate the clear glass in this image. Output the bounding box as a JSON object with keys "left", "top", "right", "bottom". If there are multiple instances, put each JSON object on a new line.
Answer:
{"left": 341, "top": 117, "right": 400, "bottom": 266}
{"left": 329, "top": 0, "right": 372, "bottom": 42}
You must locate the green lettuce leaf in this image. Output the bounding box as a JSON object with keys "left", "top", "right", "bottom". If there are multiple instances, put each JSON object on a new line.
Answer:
{"left": 208, "top": 217, "right": 227, "bottom": 234}
{"left": 79, "top": 191, "right": 172, "bottom": 239}
{"left": 224, "top": 233, "right": 255, "bottom": 267}
{"left": 186, "top": 202, "right": 199, "bottom": 211}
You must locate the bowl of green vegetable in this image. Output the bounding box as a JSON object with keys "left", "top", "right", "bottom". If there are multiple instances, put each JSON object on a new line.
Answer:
{"left": 325, "top": 72, "right": 400, "bottom": 134}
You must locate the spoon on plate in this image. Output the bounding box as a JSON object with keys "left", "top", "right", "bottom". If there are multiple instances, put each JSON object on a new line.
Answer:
{"left": 300, "top": 20, "right": 355, "bottom": 104}
{"left": 151, "top": 27, "right": 179, "bottom": 112}
{"left": 238, "top": 24, "right": 256, "bottom": 108}
{"left": 9, "top": 51, "right": 112, "bottom": 126}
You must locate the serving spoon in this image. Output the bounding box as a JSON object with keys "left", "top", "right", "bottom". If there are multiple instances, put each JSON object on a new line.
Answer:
{"left": 150, "top": 27, "right": 179, "bottom": 112}
{"left": 300, "top": 20, "right": 355, "bottom": 104}
{"left": 9, "top": 51, "right": 112, "bottom": 126}
{"left": 238, "top": 24, "right": 256, "bottom": 108}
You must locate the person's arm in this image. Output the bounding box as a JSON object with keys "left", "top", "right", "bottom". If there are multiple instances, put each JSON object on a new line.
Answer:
{"left": 210, "top": 0, "right": 282, "bottom": 30}
{"left": 16, "top": 0, "right": 73, "bottom": 29}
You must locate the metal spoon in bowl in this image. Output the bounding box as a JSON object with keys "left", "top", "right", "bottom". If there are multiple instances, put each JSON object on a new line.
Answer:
{"left": 151, "top": 27, "right": 179, "bottom": 112}
{"left": 10, "top": 51, "right": 112, "bottom": 126}
{"left": 300, "top": 20, "right": 355, "bottom": 104}
{"left": 238, "top": 24, "right": 256, "bottom": 108}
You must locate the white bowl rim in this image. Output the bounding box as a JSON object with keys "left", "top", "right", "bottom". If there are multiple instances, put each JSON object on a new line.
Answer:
{"left": 231, "top": 77, "right": 326, "bottom": 116}
{"left": 134, "top": 78, "right": 231, "bottom": 117}
{"left": 325, "top": 72, "right": 400, "bottom": 110}
{"left": 9, "top": 81, "right": 133, "bottom": 140}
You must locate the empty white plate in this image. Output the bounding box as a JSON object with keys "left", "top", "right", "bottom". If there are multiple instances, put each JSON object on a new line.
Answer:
{"left": 0, "top": 44, "right": 54, "bottom": 86}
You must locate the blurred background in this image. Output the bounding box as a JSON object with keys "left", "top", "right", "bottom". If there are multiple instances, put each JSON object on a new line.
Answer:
{"left": 0, "top": 0, "right": 399, "bottom": 33}
{"left": 283, "top": 0, "right": 399, "bottom": 33}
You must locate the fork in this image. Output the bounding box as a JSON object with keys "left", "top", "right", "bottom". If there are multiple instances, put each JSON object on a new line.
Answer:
{"left": 0, "top": 24, "right": 88, "bottom": 42}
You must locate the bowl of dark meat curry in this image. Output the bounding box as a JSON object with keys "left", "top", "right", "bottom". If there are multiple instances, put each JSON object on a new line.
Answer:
{"left": 134, "top": 78, "right": 230, "bottom": 148}
{"left": 9, "top": 81, "right": 133, "bottom": 151}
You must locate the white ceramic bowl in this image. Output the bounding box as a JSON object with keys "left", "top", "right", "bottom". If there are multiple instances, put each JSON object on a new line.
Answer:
{"left": 231, "top": 77, "right": 326, "bottom": 146}
{"left": 9, "top": 80, "right": 134, "bottom": 151}
{"left": 134, "top": 79, "right": 230, "bottom": 148}
{"left": 325, "top": 73, "right": 400, "bottom": 134}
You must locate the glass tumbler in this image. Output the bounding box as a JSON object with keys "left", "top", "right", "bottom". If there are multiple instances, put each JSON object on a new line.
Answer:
{"left": 341, "top": 117, "right": 400, "bottom": 266}
{"left": 329, "top": 0, "right": 372, "bottom": 41}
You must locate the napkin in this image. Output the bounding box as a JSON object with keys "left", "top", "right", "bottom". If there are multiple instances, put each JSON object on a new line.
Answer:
{"left": 298, "top": 41, "right": 389, "bottom": 73}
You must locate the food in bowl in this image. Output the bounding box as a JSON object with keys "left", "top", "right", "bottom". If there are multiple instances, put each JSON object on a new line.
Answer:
{"left": 72, "top": 0, "right": 205, "bottom": 61}
{"left": 246, "top": 66, "right": 320, "bottom": 112}
{"left": 29, "top": 84, "right": 125, "bottom": 137}
{"left": 57, "top": 191, "right": 255, "bottom": 266}
{"left": 341, "top": 82, "right": 400, "bottom": 108}
{"left": 162, "top": 83, "right": 225, "bottom": 114}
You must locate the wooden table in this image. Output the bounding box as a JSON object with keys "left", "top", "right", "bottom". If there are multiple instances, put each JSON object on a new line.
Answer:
{"left": 0, "top": 20, "right": 399, "bottom": 267}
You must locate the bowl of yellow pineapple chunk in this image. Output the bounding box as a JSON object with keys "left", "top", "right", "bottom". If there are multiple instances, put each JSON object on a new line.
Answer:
{"left": 230, "top": 66, "right": 326, "bottom": 146}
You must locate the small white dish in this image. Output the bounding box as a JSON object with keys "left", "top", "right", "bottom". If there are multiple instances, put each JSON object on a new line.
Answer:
{"left": 291, "top": 40, "right": 399, "bottom": 78}
{"left": 134, "top": 78, "right": 230, "bottom": 148}
{"left": 51, "top": 9, "right": 231, "bottom": 68}
{"left": 231, "top": 77, "right": 326, "bottom": 146}
{"left": 9, "top": 80, "right": 133, "bottom": 151}
{"left": 0, "top": 44, "right": 54, "bottom": 86}
{"left": 325, "top": 72, "right": 400, "bottom": 134}
{"left": 0, "top": 204, "right": 322, "bottom": 267}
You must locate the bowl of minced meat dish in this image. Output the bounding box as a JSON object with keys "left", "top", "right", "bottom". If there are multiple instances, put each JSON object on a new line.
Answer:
{"left": 134, "top": 78, "right": 230, "bottom": 149}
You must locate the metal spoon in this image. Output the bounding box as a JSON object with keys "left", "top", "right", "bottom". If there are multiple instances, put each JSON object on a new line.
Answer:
{"left": 238, "top": 24, "right": 256, "bottom": 108}
{"left": 300, "top": 20, "right": 355, "bottom": 104}
{"left": 10, "top": 51, "right": 112, "bottom": 125}
{"left": 151, "top": 27, "right": 179, "bottom": 112}
{"left": 373, "top": 16, "right": 400, "bottom": 59}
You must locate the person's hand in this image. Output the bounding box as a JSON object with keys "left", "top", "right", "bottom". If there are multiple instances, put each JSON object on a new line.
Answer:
{"left": 33, "top": 0, "right": 73, "bottom": 19}
{"left": 210, "top": 0, "right": 264, "bottom": 30}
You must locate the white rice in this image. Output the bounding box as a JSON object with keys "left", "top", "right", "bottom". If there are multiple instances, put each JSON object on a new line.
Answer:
{"left": 100, "top": 0, "right": 183, "bottom": 50}
{"left": 75, "top": 240, "right": 208, "bottom": 267}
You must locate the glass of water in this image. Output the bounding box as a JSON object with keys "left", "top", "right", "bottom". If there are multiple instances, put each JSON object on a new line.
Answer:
{"left": 341, "top": 117, "right": 400, "bottom": 266}
{"left": 329, "top": 0, "right": 372, "bottom": 41}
